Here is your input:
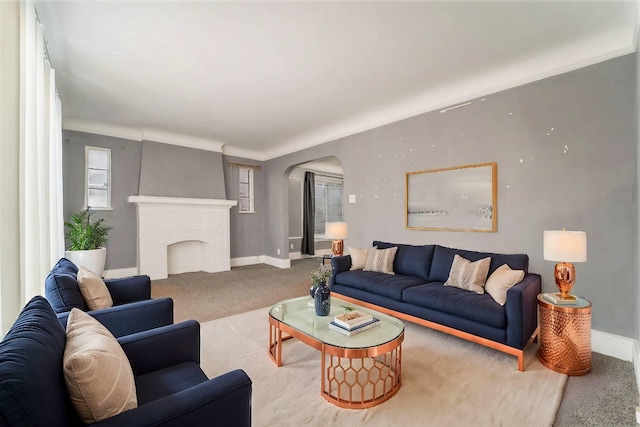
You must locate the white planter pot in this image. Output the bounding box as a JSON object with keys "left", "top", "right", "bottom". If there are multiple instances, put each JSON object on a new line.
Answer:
{"left": 65, "top": 247, "right": 107, "bottom": 276}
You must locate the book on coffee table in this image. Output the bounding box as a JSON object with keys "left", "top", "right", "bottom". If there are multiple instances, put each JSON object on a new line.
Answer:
{"left": 333, "top": 310, "right": 374, "bottom": 330}
{"left": 329, "top": 318, "right": 380, "bottom": 336}
{"left": 542, "top": 292, "right": 578, "bottom": 305}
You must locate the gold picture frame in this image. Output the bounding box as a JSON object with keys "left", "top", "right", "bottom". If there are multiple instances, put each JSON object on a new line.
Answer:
{"left": 405, "top": 162, "right": 497, "bottom": 232}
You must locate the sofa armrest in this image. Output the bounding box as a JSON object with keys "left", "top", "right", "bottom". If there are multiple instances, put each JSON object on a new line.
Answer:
{"left": 57, "top": 298, "right": 174, "bottom": 338}
{"left": 329, "top": 255, "right": 351, "bottom": 289}
{"left": 505, "top": 274, "right": 541, "bottom": 349}
{"left": 105, "top": 275, "right": 151, "bottom": 305}
{"left": 93, "top": 369, "right": 252, "bottom": 427}
{"left": 118, "top": 320, "right": 200, "bottom": 376}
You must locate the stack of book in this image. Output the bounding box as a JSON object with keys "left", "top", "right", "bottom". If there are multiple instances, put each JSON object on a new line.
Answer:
{"left": 329, "top": 310, "right": 380, "bottom": 336}
{"left": 542, "top": 292, "right": 578, "bottom": 305}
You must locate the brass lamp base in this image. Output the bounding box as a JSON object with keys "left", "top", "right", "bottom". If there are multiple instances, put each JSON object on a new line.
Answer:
{"left": 555, "top": 262, "right": 577, "bottom": 300}
{"left": 331, "top": 239, "right": 344, "bottom": 257}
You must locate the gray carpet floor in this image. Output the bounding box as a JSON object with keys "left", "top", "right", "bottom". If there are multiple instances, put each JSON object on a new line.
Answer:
{"left": 151, "top": 258, "right": 639, "bottom": 426}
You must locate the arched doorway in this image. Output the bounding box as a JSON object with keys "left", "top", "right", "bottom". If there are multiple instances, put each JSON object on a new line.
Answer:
{"left": 286, "top": 157, "right": 343, "bottom": 260}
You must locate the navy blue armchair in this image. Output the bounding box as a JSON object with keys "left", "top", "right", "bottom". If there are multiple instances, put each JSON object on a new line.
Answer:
{"left": 0, "top": 296, "right": 252, "bottom": 427}
{"left": 45, "top": 258, "right": 173, "bottom": 337}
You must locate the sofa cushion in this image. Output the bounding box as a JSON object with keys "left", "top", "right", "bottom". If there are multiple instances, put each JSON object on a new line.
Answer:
{"left": 64, "top": 309, "right": 138, "bottom": 423}
{"left": 135, "top": 362, "right": 208, "bottom": 405}
{"left": 485, "top": 264, "right": 525, "bottom": 305}
{"left": 373, "top": 241, "right": 435, "bottom": 280}
{"left": 443, "top": 254, "right": 491, "bottom": 294}
{"left": 429, "top": 245, "right": 529, "bottom": 282}
{"left": 45, "top": 265, "right": 87, "bottom": 313}
{"left": 335, "top": 270, "right": 426, "bottom": 301}
{"left": 77, "top": 266, "right": 113, "bottom": 310}
{"left": 364, "top": 246, "right": 397, "bottom": 275}
{"left": 0, "top": 296, "right": 81, "bottom": 427}
{"left": 348, "top": 247, "right": 371, "bottom": 270}
{"left": 402, "top": 283, "right": 506, "bottom": 329}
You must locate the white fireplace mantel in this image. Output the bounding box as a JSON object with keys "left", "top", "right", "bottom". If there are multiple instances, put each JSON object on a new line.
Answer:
{"left": 128, "top": 195, "right": 237, "bottom": 280}
{"left": 128, "top": 195, "right": 237, "bottom": 208}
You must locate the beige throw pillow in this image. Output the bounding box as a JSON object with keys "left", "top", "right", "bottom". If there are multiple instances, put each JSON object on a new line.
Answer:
{"left": 363, "top": 246, "right": 397, "bottom": 275}
{"left": 63, "top": 309, "right": 137, "bottom": 424}
{"left": 485, "top": 264, "right": 525, "bottom": 305}
{"left": 77, "top": 266, "right": 113, "bottom": 310}
{"left": 444, "top": 254, "right": 491, "bottom": 294}
{"left": 349, "top": 247, "right": 371, "bottom": 270}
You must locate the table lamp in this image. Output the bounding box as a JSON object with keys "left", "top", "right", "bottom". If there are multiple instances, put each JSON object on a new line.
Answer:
{"left": 325, "top": 222, "right": 347, "bottom": 256}
{"left": 543, "top": 229, "right": 587, "bottom": 301}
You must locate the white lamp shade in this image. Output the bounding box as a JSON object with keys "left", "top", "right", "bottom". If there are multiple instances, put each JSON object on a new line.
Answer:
{"left": 325, "top": 222, "right": 348, "bottom": 239}
{"left": 543, "top": 230, "right": 587, "bottom": 262}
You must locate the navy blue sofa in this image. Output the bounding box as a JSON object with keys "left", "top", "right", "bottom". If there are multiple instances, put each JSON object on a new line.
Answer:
{"left": 330, "top": 241, "right": 541, "bottom": 371}
{"left": 0, "top": 296, "right": 252, "bottom": 427}
{"left": 45, "top": 258, "right": 174, "bottom": 337}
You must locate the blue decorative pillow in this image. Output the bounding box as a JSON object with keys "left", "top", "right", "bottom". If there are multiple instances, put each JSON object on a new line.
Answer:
{"left": 373, "top": 241, "right": 435, "bottom": 280}
{"left": 51, "top": 257, "right": 79, "bottom": 275}
{"left": 45, "top": 270, "right": 86, "bottom": 313}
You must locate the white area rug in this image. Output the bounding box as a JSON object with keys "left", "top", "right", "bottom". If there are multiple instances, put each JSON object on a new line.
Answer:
{"left": 200, "top": 307, "right": 566, "bottom": 427}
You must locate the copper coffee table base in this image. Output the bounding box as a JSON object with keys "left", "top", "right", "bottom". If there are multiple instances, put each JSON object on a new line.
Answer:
{"left": 269, "top": 320, "right": 403, "bottom": 409}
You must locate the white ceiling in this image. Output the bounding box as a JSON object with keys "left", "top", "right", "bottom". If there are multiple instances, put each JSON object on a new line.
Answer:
{"left": 36, "top": 1, "right": 638, "bottom": 161}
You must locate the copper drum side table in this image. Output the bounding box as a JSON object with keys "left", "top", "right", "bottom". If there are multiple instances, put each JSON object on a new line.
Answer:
{"left": 537, "top": 294, "right": 592, "bottom": 376}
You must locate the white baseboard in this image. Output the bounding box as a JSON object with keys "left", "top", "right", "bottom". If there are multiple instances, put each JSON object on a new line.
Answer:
{"left": 263, "top": 256, "right": 290, "bottom": 269}
{"left": 591, "top": 329, "right": 635, "bottom": 362}
{"left": 315, "top": 249, "right": 333, "bottom": 256}
{"left": 231, "top": 256, "right": 264, "bottom": 267}
{"left": 289, "top": 251, "right": 302, "bottom": 260}
{"left": 103, "top": 267, "right": 138, "bottom": 279}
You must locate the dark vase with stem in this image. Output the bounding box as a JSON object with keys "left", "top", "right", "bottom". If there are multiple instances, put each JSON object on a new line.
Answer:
{"left": 314, "top": 281, "right": 331, "bottom": 316}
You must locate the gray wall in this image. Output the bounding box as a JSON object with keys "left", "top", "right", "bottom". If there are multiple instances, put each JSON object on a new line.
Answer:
{"left": 264, "top": 54, "right": 636, "bottom": 338}
{"left": 63, "top": 132, "right": 235, "bottom": 269}
{"left": 636, "top": 37, "right": 640, "bottom": 344}
{"left": 63, "top": 131, "right": 142, "bottom": 270}
{"left": 222, "top": 155, "right": 265, "bottom": 258}
{"left": 139, "top": 141, "right": 226, "bottom": 199}
{"left": 288, "top": 174, "right": 303, "bottom": 251}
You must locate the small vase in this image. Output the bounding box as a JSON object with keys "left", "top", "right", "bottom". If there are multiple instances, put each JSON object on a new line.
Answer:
{"left": 314, "top": 281, "right": 331, "bottom": 316}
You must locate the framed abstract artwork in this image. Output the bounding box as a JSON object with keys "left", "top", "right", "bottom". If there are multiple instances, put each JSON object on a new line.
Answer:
{"left": 405, "top": 162, "right": 497, "bottom": 232}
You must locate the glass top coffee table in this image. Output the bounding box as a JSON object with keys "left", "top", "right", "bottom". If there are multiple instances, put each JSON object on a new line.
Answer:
{"left": 268, "top": 295, "right": 404, "bottom": 409}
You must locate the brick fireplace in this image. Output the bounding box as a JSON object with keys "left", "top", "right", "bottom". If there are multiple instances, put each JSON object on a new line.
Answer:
{"left": 128, "top": 196, "right": 237, "bottom": 280}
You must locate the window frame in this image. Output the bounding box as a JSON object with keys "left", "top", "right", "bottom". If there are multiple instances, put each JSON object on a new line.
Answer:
{"left": 238, "top": 167, "right": 255, "bottom": 214}
{"left": 313, "top": 173, "right": 343, "bottom": 236}
{"left": 84, "top": 146, "right": 112, "bottom": 210}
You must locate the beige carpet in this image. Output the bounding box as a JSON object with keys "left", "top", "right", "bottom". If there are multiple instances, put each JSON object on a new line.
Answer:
{"left": 200, "top": 305, "right": 567, "bottom": 427}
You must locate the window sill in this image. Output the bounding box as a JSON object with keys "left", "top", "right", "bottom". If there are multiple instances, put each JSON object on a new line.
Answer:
{"left": 238, "top": 211, "right": 256, "bottom": 214}
{"left": 84, "top": 206, "right": 113, "bottom": 211}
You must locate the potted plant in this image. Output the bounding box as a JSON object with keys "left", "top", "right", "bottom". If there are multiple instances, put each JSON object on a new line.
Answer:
{"left": 309, "top": 264, "right": 333, "bottom": 298}
{"left": 64, "top": 208, "right": 111, "bottom": 276}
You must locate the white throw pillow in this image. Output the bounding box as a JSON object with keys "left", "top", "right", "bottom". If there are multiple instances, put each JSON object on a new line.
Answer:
{"left": 485, "top": 264, "right": 525, "bottom": 305}
{"left": 363, "top": 246, "right": 397, "bottom": 275}
{"left": 349, "top": 247, "right": 371, "bottom": 270}
{"left": 444, "top": 254, "right": 491, "bottom": 294}
{"left": 77, "top": 266, "right": 113, "bottom": 310}
{"left": 63, "top": 309, "right": 137, "bottom": 424}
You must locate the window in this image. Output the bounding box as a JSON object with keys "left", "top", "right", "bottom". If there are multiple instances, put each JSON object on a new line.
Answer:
{"left": 238, "top": 167, "right": 254, "bottom": 213}
{"left": 85, "top": 146, "right": 111, "bottom": 209}
{"left": 314, "top": 174, "right": 343, "bottom": 235}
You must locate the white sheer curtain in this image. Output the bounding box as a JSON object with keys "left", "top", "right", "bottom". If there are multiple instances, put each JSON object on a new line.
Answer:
{"left": 18, "top": 0, "right": 64, "bottom": 307}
